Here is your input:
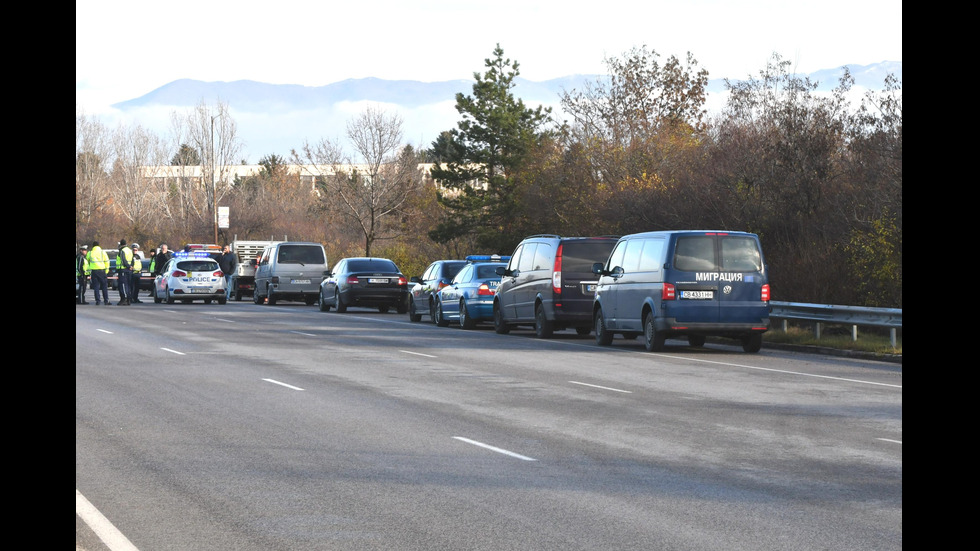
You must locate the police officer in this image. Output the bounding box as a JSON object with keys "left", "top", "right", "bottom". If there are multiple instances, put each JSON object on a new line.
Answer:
{"left": 76, "top": 244, "right": 90, "bottom": 304}
{"left": 130, "top": 244, "right": 143, "bottom": 303}
{"left": 87, "top": 241, "right": 111, "bottom": 306}
{"left": 116, "top": 239, "right": 134, "bottom": 305}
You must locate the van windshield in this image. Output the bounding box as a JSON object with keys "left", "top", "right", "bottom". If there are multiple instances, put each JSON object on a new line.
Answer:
{"left": 278, "top": 245, "right": 325, "bottom": 265}
{"left": 674, "top": 235, "right": 762, "bottom": 272}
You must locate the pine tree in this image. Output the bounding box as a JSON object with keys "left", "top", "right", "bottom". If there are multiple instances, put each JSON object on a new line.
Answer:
{"left": 427, "top": 44, "right": 553, "bottom": 252}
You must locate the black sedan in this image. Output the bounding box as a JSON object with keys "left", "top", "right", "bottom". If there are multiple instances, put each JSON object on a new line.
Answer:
{"left": 318, "top": 257, "right": 409, "bottom": 313}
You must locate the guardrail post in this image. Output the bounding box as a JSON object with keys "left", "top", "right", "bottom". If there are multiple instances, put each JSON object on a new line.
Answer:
{"left": 815, "top": 322, "right": 821, "bottom": 340}
{"left": 852, "top": 325, "right": 858, "bottom": 342}
{"left": 890, "top": 328, "right": 897, "bottom": 349}
{"left": 782, "top": 320, "right": 788, "bottom": 332}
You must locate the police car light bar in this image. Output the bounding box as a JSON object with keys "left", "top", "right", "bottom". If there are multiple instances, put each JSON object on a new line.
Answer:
{"left": 466, "top": 255, "right": 510, "bottom": 262}
{"left": 174, "top": 251, "right": 214, "bottom": 259}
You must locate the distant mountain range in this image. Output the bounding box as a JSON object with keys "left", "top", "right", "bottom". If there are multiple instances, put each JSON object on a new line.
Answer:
{"left": 111, "top": 61, "right": 901, "bottom": 162}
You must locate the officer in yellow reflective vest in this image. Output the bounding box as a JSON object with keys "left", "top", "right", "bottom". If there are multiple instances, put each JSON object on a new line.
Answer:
{"left": 87, "top": 241, "right": 111, "bottom": 306}
{"left": 130, "top": 243, "right": 144, "bottom": 303}
{"left": 76, "top": 244, "right": 90, "bottom": 304}
{"left": 116, "top": 239, "right": 133, "bottom": 305}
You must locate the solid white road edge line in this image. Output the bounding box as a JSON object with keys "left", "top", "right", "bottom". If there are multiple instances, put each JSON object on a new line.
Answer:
{"left": 262, "top": 378, "right": 305, "bottom": 391}
{"left": 76, "top": 489, "right": 140, "bottom": 551}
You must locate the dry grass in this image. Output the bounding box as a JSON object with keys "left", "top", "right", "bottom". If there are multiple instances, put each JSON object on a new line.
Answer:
{"left": 764, "top": 322, "right": 902, "bottom": 355}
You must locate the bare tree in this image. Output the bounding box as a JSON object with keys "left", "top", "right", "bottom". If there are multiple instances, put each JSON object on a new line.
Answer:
{"left": 107, "top": 123, "right": 168, "bottom": 239}
{"left": 176, "top": 100, "right": 243, "bottom": 239}
{"left": 297, "top": 106, "right": 426, "bottom": 255}
{"left": 76, "top": 111, "right": 115, "bottom": 239}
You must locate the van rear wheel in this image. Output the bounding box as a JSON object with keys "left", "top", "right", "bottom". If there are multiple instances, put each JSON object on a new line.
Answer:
{"left": 493, "top": 303, "right": 510, "bottom": 334}
{"left": 688, "top": 335, "right": 706, "bottom": 347}
{"left": 742, "top": 334, "right": 763, "bottom": 353}
{"left": 643, "top": 313, "right": 665, "bottom": 352}
{"left": 534, "top": 304, "right": 554, "bottom": 338}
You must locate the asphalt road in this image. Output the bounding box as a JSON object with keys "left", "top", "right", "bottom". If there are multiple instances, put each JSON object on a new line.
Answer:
{"left": 76, "top": 291, "right": 902, "bottom": 551}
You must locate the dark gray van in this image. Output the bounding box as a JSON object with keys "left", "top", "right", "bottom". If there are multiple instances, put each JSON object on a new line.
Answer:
{"left": 493, "top": 235, "right": 619, "bottom": 338}
{"left": 253, "top": 242, "right": 328, "bottom": 305}
{"left": 592, "top": 231, "right": 770, "bottom": 352}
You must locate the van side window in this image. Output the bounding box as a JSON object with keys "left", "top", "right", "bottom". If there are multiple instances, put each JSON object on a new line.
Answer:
{"left": 607, "top": 240, "right": 627, "bottom": 270}
{"left": 622, "top": 239, "right": 645, "bottom": 272}
{"left": 721, "top": 237, "right": 763, "bottom": 271}
{"left": 674, "top": 236, "right": 717, "bottom": 271}
{"left": 637, "top": 239, "right": 665, "bottom": 271}
{"left": 518, "top": 244, "right": 537, "bottom": 272}
{"left": 278, "top": 245, "right": 325, "bottom": 264}
{"left": 532, "top": 243, "right": 552, "bottom": 271}
{"left": 507, "top": 245, "right": 523, "bottom": 271}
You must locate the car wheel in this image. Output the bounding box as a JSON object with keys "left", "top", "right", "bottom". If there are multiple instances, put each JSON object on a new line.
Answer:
{"left": 460, "top": 300, "right": 476, "bottom": 330}
{"left": 435, "top": 301, "right": 449, "bottom": 327}
{"left": 408, "top": 298, "right": 422, "bottom": 322}
{"left": 166, "top": 291, "right": 174, "bottom": 305}
{"left": 318, "top": 289, "right": 331, "bottom": 312}
{"left": 218, "top": 297, "right": 227, "bottom": 305}
{"left": 267, "top": 290, "right": 277, "bottom": 306}
{"left": 379, "top": 305, "right": 390, "bottom": 313}
{"left": 305, "top": 296, "right": 316, "bottom": 306}
{"left": 742, "top": 333, "right": 763, "bottom": 353}
{"left": 594, "top": 309, "right": 613, "bottom": 346}
{"left": 429, "top": 301, "right": 438, "bottom": 324}
{"left": 253, "top": 290, "right": 263, "bottom": 304}
{"left": 396, "top": 299, "right": 408, "bottom": 315}
{"left": 576, "top": 326, "right": 591, "bottom": 336}
{"left": 688, "top": 335, "right": 706, "bottom": 347}
{"left": 534, "top": 303, "right": 554, "bottom": 339}
{"left": 493, "top": 303, "right": 510, "bottom": 334}
{"left": 235, "top": 290, "right": 242, "bottom": 301}
{"left": 335, "top": 291, "right": 347, "bottom": 313}
{"left": 643, "top": 312, "right": 665, "bottom": 352}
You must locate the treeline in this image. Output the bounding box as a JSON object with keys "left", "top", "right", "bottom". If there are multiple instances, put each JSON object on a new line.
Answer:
{"left": 75, "top": 46, "right": 901, "bottom": 308}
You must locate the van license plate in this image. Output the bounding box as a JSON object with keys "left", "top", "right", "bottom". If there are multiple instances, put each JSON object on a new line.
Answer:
{"left": 291, "top": 279, "right": 310, "bottom": 284}
{"left": 368, "top": 278, "right": 388, "bottom": 284}
{"left": 680, "top": 290, "right": 713, "bottom": 299}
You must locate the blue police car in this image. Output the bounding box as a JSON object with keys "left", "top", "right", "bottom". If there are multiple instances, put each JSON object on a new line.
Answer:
{"left": 433, "top": 255, "right": 510, "bottom": 329}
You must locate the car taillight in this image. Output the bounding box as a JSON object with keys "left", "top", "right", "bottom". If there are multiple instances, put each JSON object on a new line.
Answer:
{"left": 173, "top": 270, "right": 187, "bottom": 277}
{"left": 478, "top": 283, "right": 494, "bottom": 296}
{"left": 214, "top": 270, "right": 223, "bottom": 277}
{"left": 347, "top": 276, "right": 360, "bottom": 284}
{"left": 552, "top": 244, "right": 563, "bottom": 295}
{"left": 662, "top": 282, "right": 676, "bottom": 300}
{"left": 398, "top": 276, "right": 407, "bottom": 286}
{"left": 437, "top": 281, "right": 449, "bottom": 290}
{"left": 761, "top": 284, "right": 770, "bottom": 301}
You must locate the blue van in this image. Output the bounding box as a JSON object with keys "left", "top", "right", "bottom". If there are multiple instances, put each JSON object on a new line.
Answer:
{"left": 591, "top": 231, "right": 771, "bottom": 352}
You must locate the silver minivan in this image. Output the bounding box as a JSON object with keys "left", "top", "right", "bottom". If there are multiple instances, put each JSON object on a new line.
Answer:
{"left": 253, "top": 242, "right": 328, "bottom": 305}
{"left": 592, "top": 230, "right": 771, "bottom": 352}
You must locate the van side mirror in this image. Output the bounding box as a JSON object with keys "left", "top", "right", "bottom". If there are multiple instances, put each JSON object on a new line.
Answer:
{"left": 611, "top": 266, "right": 624, "bottom": 277}
{"left": 322, "top": 270, "right": 331, "bottom": 278}
{"left": 591, "top": 262, "right": 606, "bottom": 276}
{"left": 495, "top": 266, "right": 511, "bottom": 277}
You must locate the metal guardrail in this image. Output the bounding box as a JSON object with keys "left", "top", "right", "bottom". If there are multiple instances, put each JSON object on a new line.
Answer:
{"left": 769, "top": 301, "right": 902, "bottom": 348}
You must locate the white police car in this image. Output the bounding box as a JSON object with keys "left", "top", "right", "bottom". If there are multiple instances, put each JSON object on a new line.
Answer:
{"left": 153, "top": 252, "right": 227, "bottom": 304}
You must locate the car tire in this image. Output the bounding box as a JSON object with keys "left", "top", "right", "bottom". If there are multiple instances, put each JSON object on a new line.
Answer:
{"left": 335, "top": 292, "right": 347, "bottom": 313}
{"left": 154, "top": 295, "right": 162, "bottom": 304}
{"left": 688, "top": 335, "right": 706, "bottom": 347}
{"left": 166, "top": 291, "right": 174, "bottom": 305}
{"left": 493, "top": 303, "right": 510, "bottom": 334}
{"left": 253, "top": 290, "right": 263, "bottom": 304}
{"left": 534, "top": 303, "right": 554, "bottom": 339}
{"left": 742, "top": 334, "right": 763, "bottom": 353}
{"left": 435, "top": 301, "right": 449, "bottom": 327}
{"left": 643, "top": 312, "right": 665, "bottom": 352}
{"left": 235, "top": 290, "right": 242, "bottom": 301}
{"left": 594, "top": 309, "right": 613, "bottom": 346}
{"left": 205, "top": 298, "right": 212, "bottom": 304}
{"left": 575, "top": 326, "right": 591, "bottom": 336}
{"left": 218, "top": 297, "right": 227, "bottom": 305}
{"left": 318, "top": 290, "right": 331, "bottom": 312}
{"left": 408, "top": 299, "right": 422, "bottom": 322}
{"left": 460, "top": 300, "right": 476, "bottom": 330}
{"left": 267, "top": 290, "right": 277, "bottom": 306}
{"left": 396, "top": 299, "right": 408, "bottom": 315}
{"left": 379, "top": 305, "right": 390, "bottom": 313}
{"left": 429, "top": 301, "right": 438, "bottom": 324}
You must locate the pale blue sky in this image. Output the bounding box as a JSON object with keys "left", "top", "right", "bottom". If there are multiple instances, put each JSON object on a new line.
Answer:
{"left": 76, "top": 0, "right": 902, "bottom": 116}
